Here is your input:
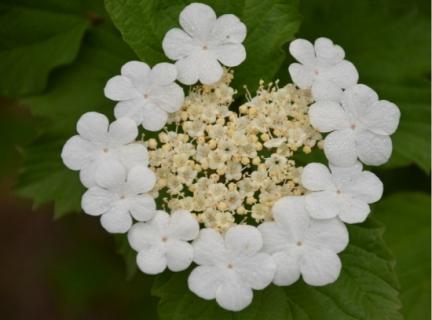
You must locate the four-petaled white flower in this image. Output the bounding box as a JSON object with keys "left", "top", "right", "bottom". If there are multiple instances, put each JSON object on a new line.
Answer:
{"left": 162, "top": 3, "right": 247, "bottom": 85}
{"left": 302, "top": 162, "right": 383, "bottom": 223}
{"left": 258, "top": 196, "right": 348, "bottom": 286}
{"left": 81, "top": 161, "right": 157, "bottom": 233}
{"left": 61, "top": 112, "right": 148, "bottom": 188}
{"left": 128, "top": 210, "right": 199, "bottom": 274}
{"left": 309, "top": 84, "right": 400, "bottom": 166}
{"left": 289, "top": 37, "right": 358, "bottom": 101}
{"left": 104, "top": 61, "right": 184, "bottom": 132}
{"left": 188, "top": 225, "right": 276, "bottom": 311}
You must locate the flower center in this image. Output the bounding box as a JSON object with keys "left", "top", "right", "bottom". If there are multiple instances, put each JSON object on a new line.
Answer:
{"left": 336, "top": 189, "right": 342, "bottom": 194}
{"left": 161, "top": 236, "right": 168, "bottom": 242}
{"left": 351, "top": 123, "right": 356, "bottom": 129}
{"left": 102, "top": 148, "right": 109, "bottom": 153}
{"left": 296, "top": 240, "right": 303, "bottom": 246}
{"left": 202, "top": 45, "right": 208, "bottom": 50}
{"left": 227, "top": 263, "right": 234, "bottom": 269}
{"left": 144, "top": 93, "right": 149, "bottom": 99}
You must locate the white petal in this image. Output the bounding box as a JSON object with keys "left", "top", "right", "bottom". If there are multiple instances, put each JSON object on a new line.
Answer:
{"left": 258, "top": 222, "right": 292, "bottom": 253}
{"left": 272, "top": 251, "right": 301, "bottom": 286}
{"left": 289, "top": 39, "right": 316, "bottom": 65}
{"left": 162, "top": 28, "right": 195, "bottom": 60}
{"left": 355, "top": 130, "right": 392, "bottom": 166}
{"left": 79, "top": 162, "right": 97, "bottom": 188}
{"left": 150, "top": 83, "right": 184, "bottom": 113}
{"left": 76, "top": 112, "right": 108, "bottom": 143}
{"left": 108, "top": 117, "right": 138, "bottom": 145}
{"left": 212, "top": 43, "right": 246, "bottom": 67}
{"left": 211, "top": 14, "right": 246, "bottom": 43}
{"left": 288, "top": 63, "right": 314, "bottom": 88}
{"left": 300, "top": 247, "right": 342, "bottom": 286}
{"left": 117, "top": 142, "right": 149, "bottom": 169}
{"left": 314, "top": 37, "right": 344, "bottom": 64}
{"left": 127, "top": 222, "right": 159, "bottom": 251}
{"left": 324, "top": 129, "right": 358, "bottom": 167}
{"left": 341, "top": 84, "right": 378, "bottom": 118}
{"left": 165, "top": 240, "right": 194, "bottom": 271}
{"left": 188, "top": 266, "right": 224, "bottom": 300}
{"left": 343, "top": 171, "right": 383, "bottom": 203}
{"left": 225, "top": 225, "right": 263, "bottom": 258}
{"left": 301, "top": 163, "right": 334, "bottom": 191}
{"left": 104, "top": 75, "right": 141, "bottom": 101}
{"left": 169, "top": 210, "right": 199, "bottom": 241}
{"left": 179, "top": 3, "right": 216, "bottom": 41}
{"left": 311, "top": 79, "right": 343, "bottom": 101}
{"left": 305, "top": 218, "right": 349, "bottom": 253}
{"left": 100, "top": 205, "right": 132, "bottom": 233}
{"left": 136, "top": 245, "right": 167, "bottom": 274}
{"left": 126, "top": 166, "right": 156, "bottom": 194}
{"left": 236, "top": 253, "right": 275, "bottom": 290}
{"left": 61, "top": 136, "right": 95, "bottom": 170}
{"left": 81, "top": 187, "right": 114, "bottom": 216}
{"left": 325, "top": 60, "right": 358, "bottom": 88}
{"left": 120, "top": 60, "right": 151, "bottom": 85}
{"left": 308, "top": 100, "right": 349, "bottom": 133}
{"left": 149, "top": 62, "right": 178, "bottom": 86}
{"left": 304, "top": 191, "right": 339, "bottom": 219}
{"left": 128, "top": 195, "right": 156, "bottom": 222}
{"left": 114, "top": 99, "right": 144, "bottom": 124}
{"left": 329, "top": 161, "right": 363, "bottom": 180}
{"left": 272, "top": 197, "right": 310, "bottom": 240}
{"left": 175, "top": 55, "right": 200, "bottom": 85}
{"left": 338, "top": 196, "right": 370, "bottom": 223}
{"left": 149, "top": 210, "right": 170, "bottom": 232}
{"left": 361, "top": 100, "right": 400, "bottom": 135}
{"left": 198, "top": 54, "right": 224, "bottom": 84}
{"left": 94, "top": 159, "right": 126, "bottom": 190}
{"left": 140, "top": 103, "right": 168, "bottom": 132}
{"left": 215, "top": 279, "right": 253, "bottom": 312}
{"left": 193, "top": 228, "right": 226, "bottom": 265}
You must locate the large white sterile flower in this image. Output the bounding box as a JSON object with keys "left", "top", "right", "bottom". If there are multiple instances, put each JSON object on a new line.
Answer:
{"left": 61, "top": 112, "right": 148, "bottom": 188}
{"left": 309, "top": 84, "right": 400, "bottom": 166}
{"left": 188, "top": 225, "right": 276, "bottom": 311}
{"left": 81, "top": 161, "right": 157, "bottom": 233}
{"left": 104, "top": 61, "right": 184, "bottom": 132}
{"left": 258, "top": 197, "right": 348, "bottom": 286}
{"left": 302, "top": 162, "right": 383, "bottom": 223}
{"left": 162, "top": 3, "right": 246, "bottom": 85}
{"left": 288, "top": 37, "right": 358, "bottom": 101}
{"left": 128, "top": 210, "right": 199, "bottom": 274}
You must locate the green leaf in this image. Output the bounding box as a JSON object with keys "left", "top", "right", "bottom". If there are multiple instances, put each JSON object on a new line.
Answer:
{"left": 375, "top": 192, "right": 431, "bottom": 320}
{"left": 15, "top": 132, "right": 85, "bottom": 217}
{"left": 297, "top": 0, "right": 431, "bottom": 172}
{"left": 105, "top": 0, "right": 301, "bottom": 91}
{"left": 0, "top": 1, "right": 91, "bottom": 97}
{"left": 152, "top": 218, "right": 402, "bottom": 320}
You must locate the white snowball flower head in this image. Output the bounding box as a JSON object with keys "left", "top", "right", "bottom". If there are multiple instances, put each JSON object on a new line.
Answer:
{"left": 82, "top": 160, "right": 157, "bottom": 233}
{"left": 289, "top": 37, "right": 358, "bottom": 101}
{"left": 302, "top": 162, "right": 383, "bottom": 223}
{"left": 188, "top": 225, "right": 276, "bottom": 312}
{"left": 258, "top": 197, "right": 348, "bottom": 286}
{"left": 309, "top": 84, "right": 401, "bottom": 166}
{"left": 162, "top": 3, "right": 247, "bottom": 85}
{"left": 61, "top": 112, "right": 148, "bottom": 188}
{"left": 128, "top": 210, "right": 199, "bottom": 274}
{"left": 104, "top": 61, "right": 184, "bottom": 132}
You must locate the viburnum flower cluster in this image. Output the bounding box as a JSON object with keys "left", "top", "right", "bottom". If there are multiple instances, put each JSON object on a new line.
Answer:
{"left": 60, "top": 2, "right": 400, "bottom": 313}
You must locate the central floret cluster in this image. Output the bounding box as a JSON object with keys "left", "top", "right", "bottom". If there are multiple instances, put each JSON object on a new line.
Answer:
{"left": 60, "top": 2, "right": 401, "bottom": 313}
{"left": 147, "top": 71, "right": 321, "bottom": 231}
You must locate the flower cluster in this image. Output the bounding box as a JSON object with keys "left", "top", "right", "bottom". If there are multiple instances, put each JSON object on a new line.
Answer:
{"left": 146, "top": 71, "right": 321, "bottom": 232}
{"left": 60, "top": 2, "right": 401, "bottom": 313}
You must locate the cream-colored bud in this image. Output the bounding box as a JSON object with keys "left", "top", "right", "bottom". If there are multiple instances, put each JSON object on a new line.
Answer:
{"left": 236, "top": 207, "right": 247, "bottom": 215}
{"left": 239, "top": 105, "right": 248, "bottom": 114}
{"left": 228, "top": 183, "right": 237, "bottom": 191}
{"left": 216, "top": 168, "right": 225, "bottom": 175}
{"left": 246, "top": 196, "right": 256, "bottom": 205}
{"left": 216, "top": 118, "right": 225, "bottom": 125}
{"left": 217, "top": 202, "right": 227, "bottom": 211}
{"left": 210, "top": 173, "right": 220, "bottom": 182}
{"left": 303, "top": 145, "right": 312, "bottom": 154}
{"left": 241, "top": 157, "right": 250, "bottom": 165}
{"left": 147, "top": 138, "right": 157, "bottom": 149}
{"left": 194, "top": 164, "right": 202, "bottom": 172}
{"left": 260, "top": 133, "right": 269, "bottom": 141}
{"left": 248, "top": 107, "right": 257, "bottom": 117}
{"left": 181, "top": 111, "right": 188, "bottom": 121}
{"left": 255, "top": 142, "right": 263, "bottom": 151}
{"left": 159, "top": 132, "right": 168, "bottom": 143}
{"left": 197, "top": 136, "right": 205, "bottom": 144}
{"left": 252, "top": 157, "right": 261, "bottom": 165}
{"left": 208, "top": 139, "right": 217, "bottom": 149}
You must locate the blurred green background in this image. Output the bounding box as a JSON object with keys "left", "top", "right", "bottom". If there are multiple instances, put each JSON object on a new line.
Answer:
{"left": 0, "top": 0, "right": 430, "bottom": 319}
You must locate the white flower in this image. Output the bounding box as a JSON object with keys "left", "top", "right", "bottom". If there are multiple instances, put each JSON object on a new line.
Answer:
{"left": 302, "top": 162, "right": 383, "bottom": 223}
{"left": 104, "top": 61, "right": 184, "bottom": 132}
{"left": 81, "top": 161, "right": 157, "bottom": 233}
{"left": 188, "top": 225, "right": 276, "bottom": 311}
{"left": 162, "top": 3, "right": 247, "bottom": 85}
{"left": 309, "top": 84, "right": 400, "bottom": 166}
{"left": 288, "top": 37, "right": 358, "bottom": 101}
{"left": 258, "top": 197, "right": 348, "bottom": 286}
{"left": 128, "top": 210, "right": 199, "bottom": 274}
{"left": 61, "top": 112, "right": 148, "bottom": 188}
